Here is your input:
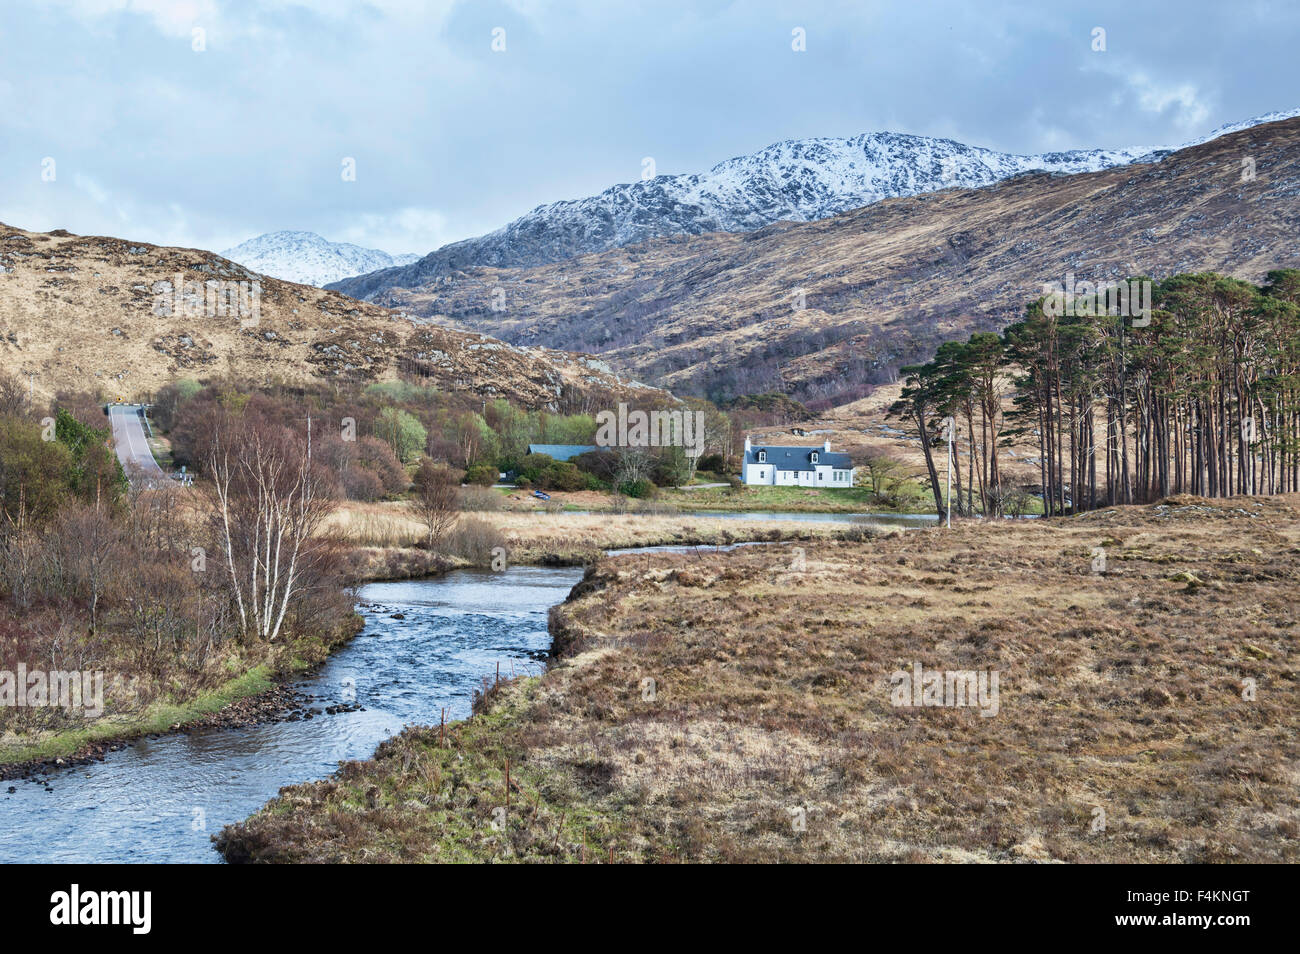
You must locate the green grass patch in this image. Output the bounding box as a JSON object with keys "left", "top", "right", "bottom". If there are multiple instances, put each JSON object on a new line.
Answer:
{"left": 0, "top": 616, "right": 361, "bottom": 770}
{"left": 0, "top": 665, "right": 274, "bottom": 768}
{"left": 219, "top": 676, "right": 636, "bottom": 863}
{"left": 664, "top": 484, "right": 905, "bottom": 512}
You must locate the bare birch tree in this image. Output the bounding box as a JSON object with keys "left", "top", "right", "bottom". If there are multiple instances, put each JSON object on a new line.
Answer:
{"left": 207, "top": 412, "right": 335, "bottom": 642}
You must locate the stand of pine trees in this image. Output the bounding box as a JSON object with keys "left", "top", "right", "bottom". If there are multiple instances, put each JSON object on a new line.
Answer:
{"left": 892, "top": 270, "right": 1300, "bottom": 518}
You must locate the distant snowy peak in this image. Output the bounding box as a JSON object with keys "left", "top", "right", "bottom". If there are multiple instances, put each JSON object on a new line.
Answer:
{"left": 327, "top": 108, "right": 1300, "bottom": 301}
{"left": 1183, "top": 108, "right": 1300, "bottom": 147}
{"left": 220, "top": 230, "right": 418, "bottom": 287}
{"left": 658, "top": 131, "right": 1158, "bottom": 231}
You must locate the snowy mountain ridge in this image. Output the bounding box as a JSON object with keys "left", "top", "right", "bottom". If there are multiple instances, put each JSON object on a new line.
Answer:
{"left": 219, "top": 230, "right": 418, "bottom": 287}
{"left": 318, "top": 107, "right": 1300, "bottom": 300}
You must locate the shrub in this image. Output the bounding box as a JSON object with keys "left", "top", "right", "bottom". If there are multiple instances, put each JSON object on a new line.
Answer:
{"left": 457, "top": 486, "right": 503, "bottom": 511}
{"left": 539, "top": 461, "right": 585, "bottom": 492}
{"left": 514, "top": 453, "right": 556, "bottom": 485}
{"left": 355, "top": 436, "right": 408, "bottom": 496}
{"left": 651, "top": 449, "right": 693, "bottom": 487}
{"left": 696, "top": 453, "right": 727, "bottom": 474}
{"left": 573, "top": 449, "right": 619, "bottom": 482}
{"left": 618, "top": 478, "right": 656, "bottom": 499}
{"left": 635, "top": 498, "right": 679, "bottom": 515}
{"left": 443, "top": 515, "right": 506, "bottom": 563}
{"left": 464, "top": 463, "right": 498, "bottom": 487}
{"left": 341, "top": 467, "right": 384, "bottom": 502}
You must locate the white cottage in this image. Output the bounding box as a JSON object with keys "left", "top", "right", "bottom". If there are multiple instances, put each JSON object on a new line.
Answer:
{"left": 740, "top": 437, "right": 855, "bottom": 487}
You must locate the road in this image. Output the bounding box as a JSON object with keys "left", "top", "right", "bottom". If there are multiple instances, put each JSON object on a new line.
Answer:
{"left": 108, "top": 404, "right": 166, "bottom": 485}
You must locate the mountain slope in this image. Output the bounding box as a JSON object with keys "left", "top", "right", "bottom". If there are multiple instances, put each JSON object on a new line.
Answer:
{"left": 0, "top": 225, "right": 657, "bottom": 409}
{"left": 365, "top": 115, "right": 1300, "bottom": 405}
{"left": 328, "top": 109, "right": 1299, "bottom": 301}
{"left": 221, "top": 231, "right": 418, "bottom": 287}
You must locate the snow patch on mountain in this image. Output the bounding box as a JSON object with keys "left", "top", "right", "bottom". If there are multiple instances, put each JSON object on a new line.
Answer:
{"left": 220, "top": 231, "right": 419, "bottom": 287}
{"left": 1181, "top": 108, "right": 1300, "bottom": 147}
{"left": 327, "top": 108, "right": 1300, "bottom": 300}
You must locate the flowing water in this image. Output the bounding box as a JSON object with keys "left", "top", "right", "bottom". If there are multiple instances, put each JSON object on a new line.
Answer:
{"left": 0, "top": 514, "right": 927, "bottom": 863}
{"left": 0, "top": 564, "right": 581, "bottom": 863}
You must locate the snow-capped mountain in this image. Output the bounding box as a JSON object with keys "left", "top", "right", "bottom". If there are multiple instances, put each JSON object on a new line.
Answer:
{"left": 220, "top": 231, "right": 419, "bottom": 287}
{"left": 1181, "top": 109, "right": 1300, "bottom": 147}
{"left": 327, "top": 108, "right": 1300, "bottom": 301}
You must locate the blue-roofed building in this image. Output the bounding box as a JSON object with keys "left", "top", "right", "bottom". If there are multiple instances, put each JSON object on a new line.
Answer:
{"left": 741, "top": 436, "right": 855, "bottom": 487}
{"left": 527, "top": 443, "right": 598, "bottom": 462}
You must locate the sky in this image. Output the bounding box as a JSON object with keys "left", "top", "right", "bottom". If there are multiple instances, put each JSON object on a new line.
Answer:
{"left": 1, "top": 0, "right": 1296, "bottom": 256}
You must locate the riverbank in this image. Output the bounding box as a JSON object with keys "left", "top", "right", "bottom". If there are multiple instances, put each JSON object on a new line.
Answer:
{"left": 2, "top": 508, "right": 857, "bottom": 774}
{"left": 661, "top": 483, "right": 926, "bottom": 512}
{"left": 217, "top": 495, "right": 1300, "bottom": 863}
{"left": 331, "top": 504, "right": 873, "bottom": 580}
{"left": 493, "top": 484, "right": 935, "bottom": 514}
{"left": 0, "top": 614, "right": 364, "bottom": 777}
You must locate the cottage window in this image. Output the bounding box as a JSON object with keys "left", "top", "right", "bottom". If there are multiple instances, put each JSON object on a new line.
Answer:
{"left": 757, "top": 450, "right": 767, "bottom": 463}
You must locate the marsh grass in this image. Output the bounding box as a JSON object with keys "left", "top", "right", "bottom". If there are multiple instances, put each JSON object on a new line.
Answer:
{"left": 220, "top": 495, "right": 1300, "bottom": 863}
{"left": 326, "top": 501, "right": 848, "bottom": 576}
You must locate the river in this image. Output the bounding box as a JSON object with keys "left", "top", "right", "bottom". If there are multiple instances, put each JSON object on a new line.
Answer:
{"left": 0, "top": 514, "right": 928, "bottom": 863}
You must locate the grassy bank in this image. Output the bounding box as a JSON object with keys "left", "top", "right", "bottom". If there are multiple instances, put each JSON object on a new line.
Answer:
{"left": 0, "top": 615, "right": 362, "bottom": 773}
{"left": 329, "top": 502, "right": 865, "bottom": 578}
{"left": 665, "top": 482, "right": 1044, "bottom": 515}
{"left": 0, "top": 666, "right": 271, "bottom": 769}
{"left": 4, "top": 505, "right": 837, "bottom": 771}
{"left": 662, "top": 483, "right": 920, "bottom": 512}
{"left": 218, "top": 494, "right": 1300, "bottom": 863}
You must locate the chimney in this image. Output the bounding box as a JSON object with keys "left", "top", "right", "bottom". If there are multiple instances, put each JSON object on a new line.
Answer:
{"left": 824, "top": 439, "right": 831, "bottom": 452}
{"left": 744, "top": 435, "right": 752, "bottom": 452}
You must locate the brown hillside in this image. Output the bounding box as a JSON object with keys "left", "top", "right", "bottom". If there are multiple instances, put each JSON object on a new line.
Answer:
{"left": 371, "top": 117, "right": 1300, "bottom": 405}
{"left": 0, "top": 224, "right": 662, "bottom": 409}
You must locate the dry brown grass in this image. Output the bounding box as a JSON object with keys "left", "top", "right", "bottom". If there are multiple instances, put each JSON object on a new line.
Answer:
{"left": 219, "top": 494, "right": 1300, "bottom": 863}
{"left": 0, "top": 221, "right": 655, "bottom": 408}
{"left": 326, "top": 500, "right": 851, "bottom": 576}
{"left": 324, "top": 502, "right": 427, "bottom": 548}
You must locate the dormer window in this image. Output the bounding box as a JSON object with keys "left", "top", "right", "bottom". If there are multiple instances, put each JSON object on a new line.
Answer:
{"left": 757, "top": 450, "right": 767, "bottom": 463}
{"left": 810, "top": 451, "right": 818, "bottom": 464}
